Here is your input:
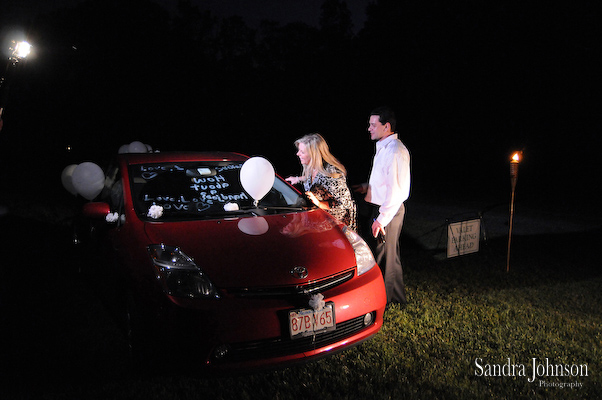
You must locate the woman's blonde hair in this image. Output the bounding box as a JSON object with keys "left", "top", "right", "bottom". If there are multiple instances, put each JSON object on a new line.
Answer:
{"left": 295, "top": 133, "right": 346, "bottom": 181}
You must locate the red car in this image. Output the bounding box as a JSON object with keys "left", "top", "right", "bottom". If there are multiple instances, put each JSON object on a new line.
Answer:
{"left": 82, "top": 151, "right": 386, "bottom": 371}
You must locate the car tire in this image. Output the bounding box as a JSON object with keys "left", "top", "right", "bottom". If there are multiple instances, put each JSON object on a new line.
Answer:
{"left": 123, "top": 291, "right": 159, "bottom": 374}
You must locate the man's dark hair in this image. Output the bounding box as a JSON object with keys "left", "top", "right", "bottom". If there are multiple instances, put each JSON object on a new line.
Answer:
{"left": 370, "top": 106, "right": 396, "bottom": 132}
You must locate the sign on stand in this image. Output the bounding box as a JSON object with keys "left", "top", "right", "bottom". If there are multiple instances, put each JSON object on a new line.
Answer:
{"left": 447, "top": 219, "right": 480, "bottom": 258}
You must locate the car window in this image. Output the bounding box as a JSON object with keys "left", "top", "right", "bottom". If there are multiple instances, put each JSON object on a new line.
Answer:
{"left": 129, "top": 161, "right": 308, "bottom": 221}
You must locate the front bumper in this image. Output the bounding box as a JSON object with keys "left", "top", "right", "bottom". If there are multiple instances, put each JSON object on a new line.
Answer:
{"left": 161, "top": 265, "right": 387, "bottom": 370}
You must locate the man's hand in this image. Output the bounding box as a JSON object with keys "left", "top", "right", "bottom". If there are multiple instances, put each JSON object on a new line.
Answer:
{"left": 352, "top": 183, "right": 368, "bottom": 194}
{"left": 371, "top": 219, "right": 385, "bottom": 239}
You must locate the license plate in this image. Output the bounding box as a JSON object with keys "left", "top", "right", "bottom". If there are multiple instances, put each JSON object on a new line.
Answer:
{"left": 288, "top": 302, "right": 336, "bottom": 339}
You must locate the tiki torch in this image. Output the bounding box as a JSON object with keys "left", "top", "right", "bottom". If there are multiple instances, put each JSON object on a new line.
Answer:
{"left": 506, "top": 151, "right": 522, "bottom": 272}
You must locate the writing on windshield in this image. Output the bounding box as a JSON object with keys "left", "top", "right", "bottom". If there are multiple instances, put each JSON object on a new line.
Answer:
{"left": 132, "top": 162, "right": 253, "bottom": 217}
{"left": 130, "top": 161, "right": 304, "bottom": 220}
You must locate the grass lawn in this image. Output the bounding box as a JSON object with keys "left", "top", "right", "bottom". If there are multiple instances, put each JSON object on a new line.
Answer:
{"left": 1, "top": 210, "right": 600, "bottom": 399}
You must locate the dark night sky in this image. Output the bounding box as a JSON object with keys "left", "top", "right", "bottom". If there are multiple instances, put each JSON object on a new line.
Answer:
{"left": 1, "top": 0, "right": 600, "bottom": 213}
{"left": 177, "top": 0, "right": 371, "bottom": 30}
{"left": 4, "top": 0, "right": 371, "bottom": 31}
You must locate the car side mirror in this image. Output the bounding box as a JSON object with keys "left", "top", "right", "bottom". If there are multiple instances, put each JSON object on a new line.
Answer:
{"left": 83, "top": 202, "right": 111, "bottom": 219}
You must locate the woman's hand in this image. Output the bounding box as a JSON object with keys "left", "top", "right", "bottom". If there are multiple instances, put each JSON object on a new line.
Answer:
{"left": 306, "top": 191, "right": 330, "bottom": 210}
{"left": 305, "top": 191, "right": 319, "bottom": 206}
{"left": 285, "top": 176, "right": 302, "bottom": 185}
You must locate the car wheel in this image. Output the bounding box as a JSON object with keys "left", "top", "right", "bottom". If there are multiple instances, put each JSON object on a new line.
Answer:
{"left": 123, "top": 292, "right": 158, "bottom": 374}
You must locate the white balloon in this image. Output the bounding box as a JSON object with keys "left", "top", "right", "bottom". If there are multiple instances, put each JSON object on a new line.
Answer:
{"left": 118, "top": 144, "right": 130, "bottom": 154}
{"left": 129, "top": 141, "right": 147, "bottom": 153}
{"left": 61, "top": 164, "right": 79, "bottom": 195}
{"left": 240, "top": 157, "right": 275, "bottom": 202}
{"left": 72, "top": 162, "right": 105, "bottom": 200}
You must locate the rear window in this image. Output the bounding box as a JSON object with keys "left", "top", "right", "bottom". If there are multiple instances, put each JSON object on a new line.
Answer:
{"left": 129, "top": 161, "right": 306, "bottom": 220}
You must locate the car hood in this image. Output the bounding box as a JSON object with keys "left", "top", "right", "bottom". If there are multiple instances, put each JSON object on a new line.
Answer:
{"left": 142, "top": 210, "right": 357, "bottom": 288}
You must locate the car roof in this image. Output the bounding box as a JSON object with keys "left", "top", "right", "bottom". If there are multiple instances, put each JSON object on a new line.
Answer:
{"left": 118, "top": 151, "right": 250, "bottom": 165}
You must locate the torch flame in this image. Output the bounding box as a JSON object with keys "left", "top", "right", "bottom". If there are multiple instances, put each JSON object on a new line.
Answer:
{"left": 511, "top": 152, "right": 521, "bottom": 163}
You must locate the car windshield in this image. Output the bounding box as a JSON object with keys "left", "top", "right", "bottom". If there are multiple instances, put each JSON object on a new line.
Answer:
{"left": 130, "top": 161, "right": 309, "bottom": 221}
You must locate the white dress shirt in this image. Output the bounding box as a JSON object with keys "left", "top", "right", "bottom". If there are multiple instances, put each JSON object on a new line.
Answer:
{"left": 366, "top": 134, "right": 411, "bottom": 227}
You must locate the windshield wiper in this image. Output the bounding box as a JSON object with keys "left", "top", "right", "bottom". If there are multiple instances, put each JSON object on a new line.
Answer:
{"left": 257, "top": 205, "right": 307, "bottom": 211}
{"left": 199, "top": 209, "right": 261, "bottom": 219}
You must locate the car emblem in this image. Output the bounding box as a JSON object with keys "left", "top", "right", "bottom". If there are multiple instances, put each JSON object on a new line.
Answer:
{"left": 290, "top": 266, "right": 308, "bottom": 279}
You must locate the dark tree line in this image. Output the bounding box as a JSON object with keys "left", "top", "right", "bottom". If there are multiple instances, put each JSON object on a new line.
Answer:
{"left": 1, "top": 0, "right": 600, "bottom": 200}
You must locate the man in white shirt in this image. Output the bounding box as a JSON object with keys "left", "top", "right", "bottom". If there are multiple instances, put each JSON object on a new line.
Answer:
{"left": 355, "top": 106, "right": 410, "bottom": 304}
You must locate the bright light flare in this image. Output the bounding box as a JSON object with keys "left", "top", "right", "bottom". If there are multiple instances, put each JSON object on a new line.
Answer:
{"left": 511, "top": 152, "right": 521, "bottom": 163}
{"left": 12, "top": 41, "right": 32, "bottom": 59}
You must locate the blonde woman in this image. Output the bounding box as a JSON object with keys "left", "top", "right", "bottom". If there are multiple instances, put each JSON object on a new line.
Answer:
{"left": 286, "top": 133, "right": 357, "bottom": 232}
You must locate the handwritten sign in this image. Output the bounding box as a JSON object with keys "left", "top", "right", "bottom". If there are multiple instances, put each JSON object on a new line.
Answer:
{"left": 447, "top": 219, "right": 480, "bottom": 258}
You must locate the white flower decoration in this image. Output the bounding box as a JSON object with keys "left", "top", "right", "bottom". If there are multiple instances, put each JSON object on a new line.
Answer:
{"left": 147, "top": 205, "right": 164, "bottom": 219}
{"left": 105, "top": 212, "right": 120, "bottom": 223}
{"left": 309, "top": 293, "right": 325, "bottom": 311}
{"left": 224, "top": 202, "right": 239, "bottom": 211}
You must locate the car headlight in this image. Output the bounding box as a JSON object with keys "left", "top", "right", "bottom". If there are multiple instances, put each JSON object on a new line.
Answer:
{"left": 148, "top": 244, "right": 220, "bottom": 299}
{"left": 342, "top": 227, "right": 376, "bottom": 275}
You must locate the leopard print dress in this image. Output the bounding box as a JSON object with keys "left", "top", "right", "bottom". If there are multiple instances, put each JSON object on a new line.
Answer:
{"left": 304, "top": 164, "right": 358, "bottom": 232}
